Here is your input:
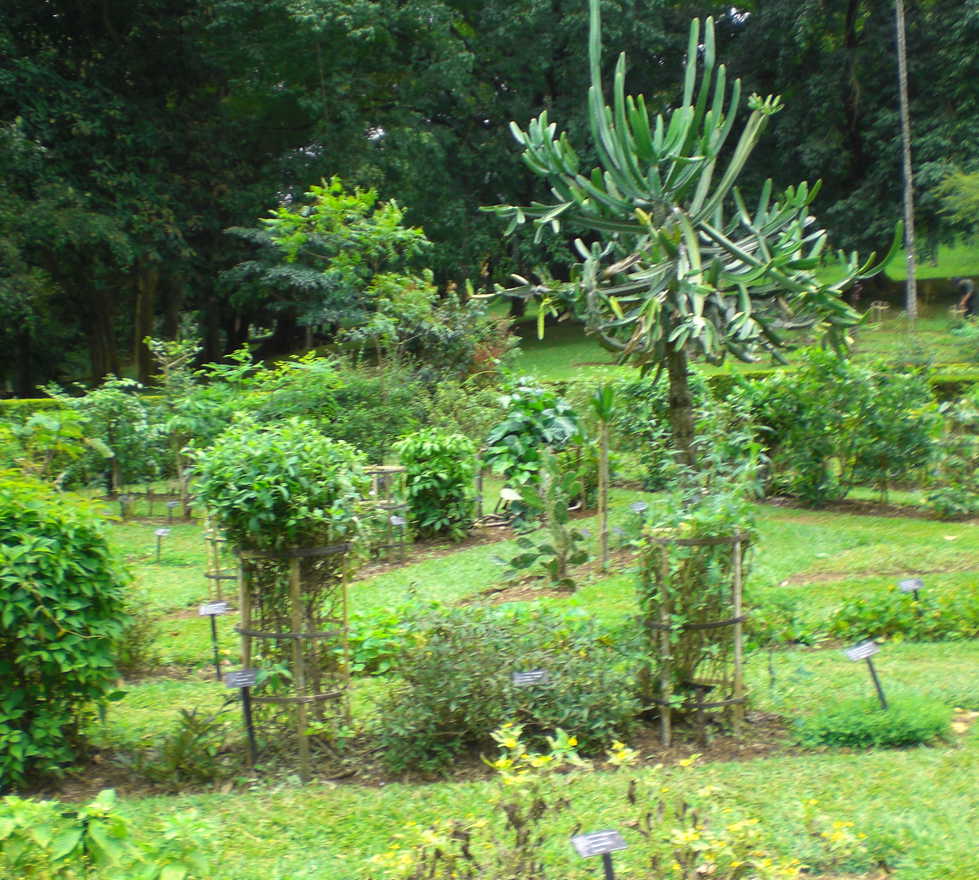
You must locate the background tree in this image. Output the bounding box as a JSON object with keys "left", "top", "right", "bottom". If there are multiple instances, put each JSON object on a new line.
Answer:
{"left": 489, "top": 0, "right": 893, "bottom": 467}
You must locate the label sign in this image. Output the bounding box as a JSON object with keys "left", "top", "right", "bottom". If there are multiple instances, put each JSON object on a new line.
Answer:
{"left": 571, "top": 830, "right": 627, "bottom": 858}
{"left": 629, "top": 501, "right": 648, "bottom": 515}
{"left": 898, "top": 578, "right": 923, "bottom": 593}
{"left": 199, "top": 601, "right": 229, "bottom": 617}
{"left": 512, "top": 670, "right": 550, "bottom": 686}
{"left": 390, "top": 515, "right": 407, "bottom": 527}
{"left": 224, "top": 668, "right": 258, "bottom": 689}
{"left": 845, "top": 640, "right": 879, "bottom": 661}
{"left": 155, "top": 528, "right": 171, "bottom": 538}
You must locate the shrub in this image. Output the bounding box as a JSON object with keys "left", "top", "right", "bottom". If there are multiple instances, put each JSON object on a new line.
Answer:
{"left": 191, "top": 418, "right": 369, "bottom": 553}
{"left": 122, "top": 706, "right": 234, "bottom": 791}
{"left": 378, "top": 605, "right": 638, "bottom": 771}
{"left": 0, "top": 789, "right": 211, "bottom": 878}
{"left": 829, "top": 586, "right": 979, "bottom": 642}
{"left": 926, "top": 395, "right": 979, "bottom": 518}
{"left": 483, "top": 376, "right": 585, "bottom": 524}
{"left": 794, "top": 695, "right": 951, "bottom": 748}
{"left": 45, "top": 376, "right": 168, "bottom": 490}
{"left": 735, "top": 350, "right": 939, "bottom": 505}
{"left": 396, "top": 429, "right": 477, "bottom": 540}
{"left": 483, "top": 376, "right": 582, "bottom": 488}
{"left": 0, "top": 472, "right": 130, "bottom": 789}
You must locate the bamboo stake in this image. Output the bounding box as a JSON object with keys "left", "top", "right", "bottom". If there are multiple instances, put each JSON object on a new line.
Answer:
{"left": 659, "top": 547, "right": 672, "bottom": 747}
{"left": 239, "top": 558, "right": 251, "bottom": 669}
{"left": 732, "top": 538, "right": 745, "bottom": 732}
{"left": 289, "top": 558, "right": 310, "bottom": 782}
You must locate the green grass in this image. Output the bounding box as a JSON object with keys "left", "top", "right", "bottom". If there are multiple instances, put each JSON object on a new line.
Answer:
{"left": 886, "top": 239, "right": 979, "bottom": 281}
{"left": 67, "top": 491, "right": 979, "bottom": 879}
{"left": 114, "top": 729, "right": 979, "bottom": 879}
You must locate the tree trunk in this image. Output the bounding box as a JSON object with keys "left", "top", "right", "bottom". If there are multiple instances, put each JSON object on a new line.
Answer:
{"left": 894, "top": 0, "right": 918, "bottom": 321}
{"left": 666, "top": 344, "right": 697, "bottom": 470}
{"left": 134, "top": 265, "right": 159, "bottom": 384}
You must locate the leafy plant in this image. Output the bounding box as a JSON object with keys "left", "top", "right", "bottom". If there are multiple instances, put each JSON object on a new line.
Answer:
{"left": 378, "top": 605, "right": 638, "bottom": 772}
{"left": 483, "top": 376, "right": 583, "bottom": 524}
{"left": 829, "top": 586, "right": 979, "bottom": 642}
{"left": 735, "top": 350, "right": 939, "bottom": 504}
{"left": 45, "top": 375, "right": 167, "bottom": 491}
{"left": 190, "top": 418, "right": 369, "bottom": 553}
{"left": 396, "top": 429, "right": 477, "bottom": 540}
{"left": 795, "top": 695, "right": 951, "bottom": 748}
{"left": 0, "top": 789, "right": 211, "bottom": 878}
{"left": 370, "top": 732, "right": 814, "bottom": 880}
{"left": 926, "top": 395, "right": 979, "bottom": 518}
{"left": 497, "top": 450, "right": 589, "bottom": 588}
{"left": 638, "top": 465, "right": 756, "bottom": 705}
{"left": 0, "top": 472, "right": 130, "bottom": 789}
{"left": 123, "top": 705, "right": 235, "bottom": 791}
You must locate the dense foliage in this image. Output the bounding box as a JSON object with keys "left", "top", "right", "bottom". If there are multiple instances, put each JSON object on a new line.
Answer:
{"left": 190, "top": 419, "right": 368, "bottom": 552}
{"left": 0, "top": 473, "right": 130, "bottom": 789}
{"left": 795, "top": 696, "right": 951, "bottom": 748}
{"left": 5, "top": 0, "right": 972, "bottom": 393}
{"left": 378, "top": 605, "right": 638, "bottom": 771}
{"left": 396, "top": 429, "right": 477, "bottom": 540}
{"left": 0, "top": 789, "right": 210, "bottom": 878}
{"left": 735, "top": 349, "right": 940, "bottom": 504}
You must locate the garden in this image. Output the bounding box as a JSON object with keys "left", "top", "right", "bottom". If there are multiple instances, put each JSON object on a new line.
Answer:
{"left": 3, "top": 3, "right": 979, "bottom": 879}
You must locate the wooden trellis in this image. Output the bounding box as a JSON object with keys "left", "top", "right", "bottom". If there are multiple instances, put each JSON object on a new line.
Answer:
{"left": 236, "top": 543, "right": 352, "bottom": 780}
{"left": 203, "top": 515, "right": 237, "bottom": 602}
{"left": 365, "top": 465, "right": 408, "bottom": 560}
{"left": 639, "top": 532, "right": 749, "bottom": 747}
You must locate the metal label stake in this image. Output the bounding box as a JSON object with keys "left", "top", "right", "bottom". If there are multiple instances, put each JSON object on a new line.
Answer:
{"left": 844, "top": 640, "right": 887, "bottom": 709}
{"left": 199, "top": 601, "right": 229, "bottom": 681}
{"left": 572, "top": 830, "right": 627, "bottom": 880}
{"left": 225, "top": 668, "right": 259, "bottom": 766}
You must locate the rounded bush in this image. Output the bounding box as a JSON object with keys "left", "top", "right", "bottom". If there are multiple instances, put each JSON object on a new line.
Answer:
{"left": 396, "top": 429, "right": 476, "bottom": 540}
{"left": 378, "top": 605, "right": 639, "bottom": 771}
{"left": 191, "top": 418, "right": 369, "bottom": 552}
{"left": 0, "top": 472, "right": 130, "bottom": 789}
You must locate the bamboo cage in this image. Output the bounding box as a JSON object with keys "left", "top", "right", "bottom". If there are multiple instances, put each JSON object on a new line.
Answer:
{"left": 639, "top": 531, "right": 749, "bottom": 747}
{"left": 364, "top": 465, "right": 408, "bottom": 560}
{"left": 203, "top": 515, "right": 237, "bottom": 602}
{"left": 236, "top": 543, "right": 352, "bottom": 780}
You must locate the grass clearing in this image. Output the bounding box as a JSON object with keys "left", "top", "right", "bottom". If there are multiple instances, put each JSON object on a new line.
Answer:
{"left": 40, "top": 478, "right": 979, "bottom": 880}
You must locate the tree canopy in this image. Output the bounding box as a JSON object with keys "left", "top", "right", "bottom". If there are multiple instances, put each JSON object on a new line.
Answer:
{"left": 1, "top": 0, "right": 975, "bottom": 392}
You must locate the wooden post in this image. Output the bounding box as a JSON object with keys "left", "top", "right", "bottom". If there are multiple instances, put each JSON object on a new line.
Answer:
{"left": 598, "top": 421, "right": 609, "bottom": 571}
{"left": 732, "top": 537, "right": 745, "bottom": 732}
{"left": 289, "top": 557, "right": 311, "bottom": 782}
{"left": 239, "top": 558, "right": 251, "bottom": 669}
{"left": 659, "top": 547, "right": 672, "bottom": 747}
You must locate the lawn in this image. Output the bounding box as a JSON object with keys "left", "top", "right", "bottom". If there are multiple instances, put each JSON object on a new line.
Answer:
{"left": 55, "top": 488, "right": 979, "bottom": 880}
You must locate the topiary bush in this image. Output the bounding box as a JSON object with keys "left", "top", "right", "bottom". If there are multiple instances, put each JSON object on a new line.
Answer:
{"left": 191, "top": 418, "right": 369, "bottom": 553}
{"left": 794, "top": 695, "right": 951, "bottom": 748}
{"left": 0, "top": 472, "right": 130, "bottom": 789}
{"left": 378, "top": 605, "right": 639, "bottom": 771}
{"left": 396, "top": 429, "right": 477, "bottom": 540}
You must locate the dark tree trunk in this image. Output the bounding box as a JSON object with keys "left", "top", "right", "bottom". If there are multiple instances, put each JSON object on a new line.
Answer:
{"left": 162, "top": 276, "right": 182, "bottom": 340}
{"left": 666, "top": 344, "right": 697, "bottom": 470}
{"left": 86, "top": 285, "right": 119, "bottom": 381}
{"left": 134, "top": 265, "right": 159, "bottom": 384}
{"left": 13, "top": 329, "right": 33, "bottom": 397}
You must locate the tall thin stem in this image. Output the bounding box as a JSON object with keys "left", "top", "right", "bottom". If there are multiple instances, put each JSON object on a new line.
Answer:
{"left": 895, "top": 0, "right": 917, "bottom": 323}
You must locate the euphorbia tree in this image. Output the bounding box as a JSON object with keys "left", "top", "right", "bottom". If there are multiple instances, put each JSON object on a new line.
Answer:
{"left": 487, "top": 0, "right": 897, "bottom": 467}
